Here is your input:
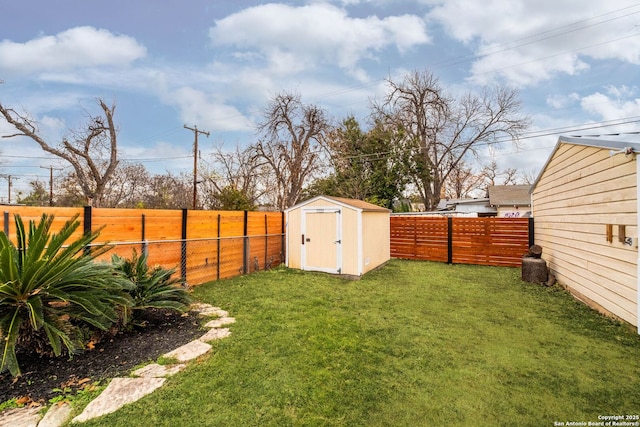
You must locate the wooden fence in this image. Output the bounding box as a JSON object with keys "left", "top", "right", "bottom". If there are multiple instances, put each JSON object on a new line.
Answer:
{"left": 1, "top": 206, "right": 533, "bottom": 284}
{"left": 390, "top": 215, "right": 533, "bottom": 267}
{"left": 1, "top": 206, "right": 285, "bottom": 286}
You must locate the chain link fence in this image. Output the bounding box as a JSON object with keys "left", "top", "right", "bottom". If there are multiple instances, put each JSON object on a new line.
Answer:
{"left": 97, "top": 233, "right": 285, "bottom": 286}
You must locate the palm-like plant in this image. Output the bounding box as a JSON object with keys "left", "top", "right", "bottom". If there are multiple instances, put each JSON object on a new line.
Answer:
{"left": 0, "top": 214, "right": 132, "bottom": 376}
{"left": 112, "top": 249, "right": 192, "bottom": 324}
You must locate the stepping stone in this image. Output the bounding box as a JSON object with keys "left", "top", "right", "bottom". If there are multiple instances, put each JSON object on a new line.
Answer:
{"left": 132, "top": 363, "right": 186, "bottom": 378}
{"left": 72, "top": 377, "right": 165, "bottom": 423}
{"left": 39, "top": 402, "right": 72, "bottom": 427}
{"left": 212, "top": 309, "right": 229, "bottom": 318}
{"left": 190, "top": 302, "right": 215, "bottom": 312}
{"left": 191, "top": 304, "right": 225, "bottom": 317}
{"left": 199, "top": 328, "right": 231, "bottom": 342}
{"left": 0, "top": 406, "right": 41, "bottom": 427}
{"left": 162, "top": 340, "right": 211, "bottom": 362}
{"left": 204, "top": 317, "right": 236, "bottom": 328}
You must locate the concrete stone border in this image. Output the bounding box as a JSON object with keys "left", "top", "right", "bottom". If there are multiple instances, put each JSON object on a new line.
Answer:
{"left": 0, "top": 303, "right": 232, "bottom": 427}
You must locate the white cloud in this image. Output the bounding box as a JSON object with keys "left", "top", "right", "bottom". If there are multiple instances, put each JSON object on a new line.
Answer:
{"left": 426, "top": 0, "right": 640, "bottom": 86}
{"left": 209, "top": 3, "right": 429, "bottom": 80}
{"left": 0, "top": 26, "right": 147, "bottom": 75}
{"left": 171, "top": 86, "right": 254, "bottom": 132}
{"left": 581, "top": 85, "right": 640, "bottom": 121}
{"left": 546, "top": 92, "right": 580, "bottom": 109}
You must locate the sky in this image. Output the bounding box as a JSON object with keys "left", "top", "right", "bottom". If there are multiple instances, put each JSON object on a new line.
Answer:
{"left": 1, "top": 0, "right": 640, "bottom": 202}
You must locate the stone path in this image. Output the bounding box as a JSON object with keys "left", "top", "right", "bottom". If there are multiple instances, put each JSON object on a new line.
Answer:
{"left": 0, "top": 304, "right": 235, "bottom": 427}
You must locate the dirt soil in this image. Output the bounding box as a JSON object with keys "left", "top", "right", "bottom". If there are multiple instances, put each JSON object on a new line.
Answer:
{"left": 0, "top": 309, "right": 205, "bottom": 406}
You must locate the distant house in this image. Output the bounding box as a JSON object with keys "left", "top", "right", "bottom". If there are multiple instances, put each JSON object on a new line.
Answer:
{"left": 488, "top": 185, "right": 532, "bottom": 218}
{"left": 438, "top": 198, "right": 496, "bottom": 217}
{"left": 531, "top": 135, "right": 639, "bottom": 331}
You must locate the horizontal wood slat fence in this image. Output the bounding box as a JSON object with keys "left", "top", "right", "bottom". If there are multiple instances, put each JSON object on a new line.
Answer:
{"left": 390, "top": 216, "right": 533, "bottom": 267}
{"left": 1, "top": 206, "right": 285, "bottom": 286}
{"left": 1, "top": 207, "right": 533, "bottom": 284}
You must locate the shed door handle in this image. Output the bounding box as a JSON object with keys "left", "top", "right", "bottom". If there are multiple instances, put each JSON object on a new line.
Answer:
{"left": 302, "top": 234, "right": 305, "bottom": 245}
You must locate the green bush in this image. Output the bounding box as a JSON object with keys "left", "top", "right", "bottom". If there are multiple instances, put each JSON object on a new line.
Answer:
{"left": 112, "top": 249, "right": 192, "bottom": 325}
{"left": 0, "top": 214, "right": 133, "bottom": 376}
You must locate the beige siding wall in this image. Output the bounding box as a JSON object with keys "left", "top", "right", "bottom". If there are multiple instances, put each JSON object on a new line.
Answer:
{"left": 341, "top": 207, "right": 359, "bottom": 276}
{"left": 286, "top": 207, "right": 302, "bottom": 270}
{"left": 287, "top": 197, "right": 390, "bottom": 276}
{"left": 362, "top": 211, "right": 390, "bottom": 274}
{"left": 532, "top": 143, "right": 638, "bottom": 326}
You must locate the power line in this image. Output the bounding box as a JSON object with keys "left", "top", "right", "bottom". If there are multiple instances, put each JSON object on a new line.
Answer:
{"left": 429, "top": 4, "right": 640, "bottom": 71}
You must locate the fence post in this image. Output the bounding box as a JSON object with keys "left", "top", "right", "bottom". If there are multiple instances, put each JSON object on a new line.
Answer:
{"left": 83, "top": 206, "right": 92, "bottom": 235}
{"left": 3, "top": 211, "right": 8, "bottom": 235}
{"left": 243, "top": 210, "right": 249, "bottom": 274}
{"left": 528, "top": 217, "right": 535, "bottom": 248}
{"left": 141, "top": 214, "right": 147, "bottom": 257}
{"left": 83, "top": 206, "right": 92, "bottom": 254}
{"left": 216, "top": 214, "right": 221, "bottom": 281}
{"left": 447, "top": 217, "right": 453, "bottom": 264}
{"left": 181, "top": 208, "right": 188, "bottom": 283}
{"left": 281, "top": 211, "right": 285, "bottom": 264}
{"left": 264, "top": 214, "right": 268, "bottom": 270}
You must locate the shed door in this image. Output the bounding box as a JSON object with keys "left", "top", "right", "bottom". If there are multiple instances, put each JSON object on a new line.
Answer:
{"left": 302, "top": 208, "right": 342, "bottom": 274}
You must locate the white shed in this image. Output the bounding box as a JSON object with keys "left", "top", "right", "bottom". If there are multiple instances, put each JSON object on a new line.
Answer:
{"left": 285, "top": 196, "right": 390, "bottom": 277}
{"left": 531, "top": 135, "right": 640, "bottom": 331}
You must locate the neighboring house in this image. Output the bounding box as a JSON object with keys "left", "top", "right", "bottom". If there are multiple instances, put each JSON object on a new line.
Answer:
{"left": 488, "top": 185, "right": 532, "bottom": 218}
{"left": 437, "top": 198, "right": 497, "bottom": 217}
{"left": 531, "top": 135, "right": 640, "bottom": 332}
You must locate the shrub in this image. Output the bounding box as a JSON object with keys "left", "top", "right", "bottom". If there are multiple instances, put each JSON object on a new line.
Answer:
{"left": 112, "top": 249, "right": 192, "bottom": 325}
{"left": 0, "top": 214, "right": 133, "bottom": 376}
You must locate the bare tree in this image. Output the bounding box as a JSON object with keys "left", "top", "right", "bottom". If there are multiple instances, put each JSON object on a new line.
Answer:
{"left": 520, "top": 168, "right": 539, "bottom": 185}
{"left": 0, "top": 98, "right": 120, "bottom": 207}
{"left": 481, "top": 158, "right": 522, "bottom": 195}
{"left": 374, "top": 70, "right": 530, "bottom": 210}
{"left": 199, "top": 143, "right": 266, "bottom": 209}
{"left": 53, "top": 171, "right": 87, "bottom": 207}
{"left": 100, "top": 162, "right": 150, "bottom": 208}
{"left": 254, "top": 92, "right": 331, "bottom": 210}
{"left": 444, "top": 159, "right": 484, "bottom": 199}
{"left": 141, "top": 173, "right": 192, "bottom": 209}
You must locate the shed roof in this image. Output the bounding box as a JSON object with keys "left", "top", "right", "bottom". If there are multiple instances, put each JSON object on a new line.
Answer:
{"left": 531, "top": 135, "right": 640, "bottom": 192}
{"left": 488, "top": 185, "right": 532, "bottom": 206}
{"left": 286, "top": 195, "right": 390, "bottom": 212}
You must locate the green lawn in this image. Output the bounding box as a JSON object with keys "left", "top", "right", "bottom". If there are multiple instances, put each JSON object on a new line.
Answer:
{"left": 77, "top": 260, "right": 640, "bottom": 427}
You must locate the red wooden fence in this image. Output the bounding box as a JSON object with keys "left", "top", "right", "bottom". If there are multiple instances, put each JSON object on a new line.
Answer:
{"left": 390, "top": 216, "right": 532, "bottom": 267}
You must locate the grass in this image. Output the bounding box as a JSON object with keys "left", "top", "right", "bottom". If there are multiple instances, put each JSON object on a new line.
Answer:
{"left": 75, "top": 260, "right": 640, "bottom": 426}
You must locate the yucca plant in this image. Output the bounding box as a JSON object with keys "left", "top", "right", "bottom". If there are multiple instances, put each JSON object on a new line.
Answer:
{"left": 0, "top": 214, "right": 133, "bottom": 376}
{"left": 112, "top": 249, "right": 192, "bottom": 324}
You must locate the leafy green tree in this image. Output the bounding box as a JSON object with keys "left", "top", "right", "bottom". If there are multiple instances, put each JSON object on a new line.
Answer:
{"left": 321, "top": 117, "right": 410, "bottom": 210}
{"left": 17, "top": 180, "right": 49, "bottom": 206}
{"left": 216, "top": 186, "right": 256, "bottom": 211}
{"left": 0, "top": 214, "right": 133, "bottom": 376}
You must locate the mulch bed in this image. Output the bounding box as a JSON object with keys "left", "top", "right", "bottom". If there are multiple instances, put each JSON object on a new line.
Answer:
{"left": 0, "top": 308, "right": 205, "bottom": 406}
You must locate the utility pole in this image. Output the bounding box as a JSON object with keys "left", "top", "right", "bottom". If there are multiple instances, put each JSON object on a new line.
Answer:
{"left": 184, "top": 124, "right": 210, "bottom": 209}
{"left": 40, "top": 165, "right": 63, "bottom": 206}
{"left": 1, "top": 174, "right": 17, "bottom": 204}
